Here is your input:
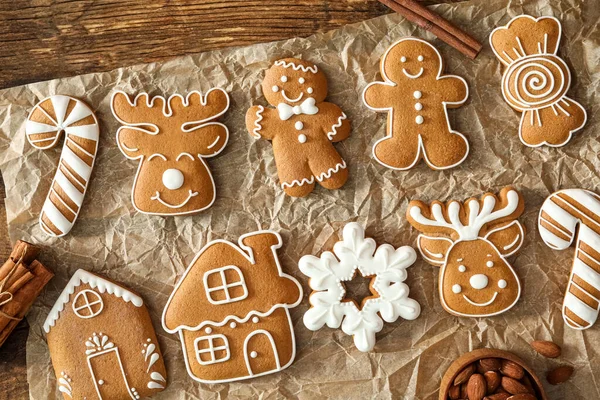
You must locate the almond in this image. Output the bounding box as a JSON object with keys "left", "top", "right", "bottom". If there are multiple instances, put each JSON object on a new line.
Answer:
{"left": 448, "top": 384, "right": 461, "bottom": 399}
{"left": 500, "top": 360, "right": 524, "bottom": 380}
{"left": 480, "top": 358, "right": 502, "bottom": 372}
{"left": 530, "top": 340, "right": 561, "bottom": 358}
{"left": 547, "top": 365, "right": 574, "bottom": 385}
{"left": 467, "top": 373, "right": 486, "bottom": 400}
{"left": 506, "top": 395, "right": 537, "bottom": 400}
{"left": 461, "top": 383, "right": 468, "bottom": 398}
{"left": 520, "top": 375, "right": 535, "bottom": 394}
{"left": 484, "top": 371, "right": 501, "bottom": 394}
{"left": 454, "top": 363, "right": 477, "bottom": 386}
{"left": 483, "top": 394, "right": 510, "bottom": 400}
{"left": 501, "top": 377, "right": 529, "bottom": 395}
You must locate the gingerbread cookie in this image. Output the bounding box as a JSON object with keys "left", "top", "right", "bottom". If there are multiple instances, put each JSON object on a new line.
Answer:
{"left": 44, "top": 269, "right": 167, "bottom": 399}
{"left": 162, "top": 230, "right": 302, "bottom": 383}
{"left": 245, "top": 58, "right": 351, "bottom": 197}
{"left": 407, "top": 187, "right": 525, "bottom": 317}
{"left": 538, "top": 189, "right": 600, "bottom": 330}
{"left": 299, "top": 223, "right": 420, "bottom": 352}
{"left": 490, "top": 15, "right": 587, "bottom": 147}
{"left": 111, "top": 89, "right": 230, "bottom": 215}
{"left": 362, "top": 38, "right": 469, "bottom": 170}
{"left": 25, "top": 95, "right": 100, "bottom": 237}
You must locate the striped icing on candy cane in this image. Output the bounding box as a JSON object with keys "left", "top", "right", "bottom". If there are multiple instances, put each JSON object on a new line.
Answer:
{"left": 25, "top": 95, "right": 99, "bottom": 237}
{"left": 538, "top": 189, "right": 600, "bottom": 330}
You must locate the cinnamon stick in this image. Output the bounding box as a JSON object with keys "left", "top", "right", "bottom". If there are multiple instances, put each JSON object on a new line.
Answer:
{"left": 377, "top": 0, "right": 482, "bottom": 59}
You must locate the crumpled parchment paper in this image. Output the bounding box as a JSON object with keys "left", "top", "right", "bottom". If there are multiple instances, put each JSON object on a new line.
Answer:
{"left": 0, "top": 0, "right": 598, "bottom": 398}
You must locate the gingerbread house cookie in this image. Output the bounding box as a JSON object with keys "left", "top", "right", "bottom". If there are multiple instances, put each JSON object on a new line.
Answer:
{"left": 162, "top": 230, "right": 302, "bottom": 383}
{"left": 44, "top": 269, "right": 167, "bottom": 400}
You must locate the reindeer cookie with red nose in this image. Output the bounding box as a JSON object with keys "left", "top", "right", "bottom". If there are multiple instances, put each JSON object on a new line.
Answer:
{"left": 111, "top": 89, "right": 230, "bottom": 215}
{"left": 363, "top": 38, "right": 469, "bottom": 170}
{"left": 246, "top": 58, "right": 351, "bottom": 197}
{"left": 407, "top": 187, "right": 525, "bottom": 317}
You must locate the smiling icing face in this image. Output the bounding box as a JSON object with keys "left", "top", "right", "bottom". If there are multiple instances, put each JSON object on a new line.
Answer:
{"left": 440, "top": 240, "right": 520, "bottom": 316}
{"left": 383, "top": 39, "right": 441, "bottom": 82}
{"left": 262, "top": 58, "right": 328, "bottom": 106}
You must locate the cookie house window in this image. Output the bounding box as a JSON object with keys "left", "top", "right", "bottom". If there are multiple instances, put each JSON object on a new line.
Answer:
{"left": 203, "top": 265, "right": 248, "bottom": 305}
{"left": 72, "top": 289, "right": 104, "bottom": 319}
{"left": 194, "top": 334, "right": 230, "bottom": 365}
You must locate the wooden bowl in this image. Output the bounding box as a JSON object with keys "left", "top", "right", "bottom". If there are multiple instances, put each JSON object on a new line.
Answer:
{"left": 439, "top": 348, "right": 547, "bottom": 400}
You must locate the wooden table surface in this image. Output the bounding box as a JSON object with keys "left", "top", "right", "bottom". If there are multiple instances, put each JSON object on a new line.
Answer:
{"left": 0, "top": 1, "right": 456, "bottom": 397}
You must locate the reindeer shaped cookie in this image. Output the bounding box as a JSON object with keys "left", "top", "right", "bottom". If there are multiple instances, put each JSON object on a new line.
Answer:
{"left": 111, "top": 89, "right": 230, "bottom": 215}
{"left": 245, "top": 58, "right": 351, "bottom": 197}
{"left": 407, "top": 187, "right": 525, "bottom": 317}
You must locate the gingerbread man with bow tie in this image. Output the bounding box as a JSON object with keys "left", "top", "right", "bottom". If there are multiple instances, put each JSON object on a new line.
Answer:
{"left": 246, "top": 58, "right": 351, "bottom": 197}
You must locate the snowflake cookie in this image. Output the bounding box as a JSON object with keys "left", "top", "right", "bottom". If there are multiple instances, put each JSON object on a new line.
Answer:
{"left": 299, "top": 223, "right": 421, "bottom": 352}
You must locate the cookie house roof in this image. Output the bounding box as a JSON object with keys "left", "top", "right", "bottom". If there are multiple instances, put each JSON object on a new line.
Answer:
{"left": 43, "top": 269, "right": 143, "bottom": 333}
{"left": 162, "top": 231, "right": 302, "bottom": 333}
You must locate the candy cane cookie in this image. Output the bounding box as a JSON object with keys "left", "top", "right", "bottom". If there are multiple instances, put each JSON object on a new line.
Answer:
{"left": 538, "top": 189, "right": 600, "bottom": 330}
{"left": 26, "top": 95, "right": 100, "bottom": 237}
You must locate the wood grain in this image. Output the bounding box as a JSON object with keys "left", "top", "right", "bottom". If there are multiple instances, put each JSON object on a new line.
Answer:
{"left": 0, "top": 0, "right": 457, "bottom": 397}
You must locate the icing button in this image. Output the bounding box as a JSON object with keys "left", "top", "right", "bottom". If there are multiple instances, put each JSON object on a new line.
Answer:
{"left": 295, "top": 121, "right": 304, "bottom": 130}
{"left": 293, "top": 106, "right": 302, "bottom": 114}
{"left": 415, "top": 102, "right": 423, "bottom": 111}
{"left": 415, "top": 115, "right": 424, "bottom": 124}
{"left": 298, "top": 134, "right": 307, "bottom": 143}
{"left": 413, "top": 91, "right": 422, "bottom": 99}
{"left": 230, "top": 322, "right": 237, "bottom": 329}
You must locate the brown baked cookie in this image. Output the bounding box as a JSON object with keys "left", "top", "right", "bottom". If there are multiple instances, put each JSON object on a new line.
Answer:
{"left": 246, "top": 58, "right": 351, "bottom": 197}
{"left": 162, "top": 230, "right": 302, "bottom": 383}
{"left": 406, "top": 187, "right": 525, "bottom": 317}
{"left": 111, "top": 89, "right": 230, "bottom": 215}
{"left": 44, "top": 269, "right": 166, "bottom": 399}
{"left": 490, "top": 15, "right": 587, "bottom": 147}
{"left": 363, "top": 38, "right": 469, "bottom": 170}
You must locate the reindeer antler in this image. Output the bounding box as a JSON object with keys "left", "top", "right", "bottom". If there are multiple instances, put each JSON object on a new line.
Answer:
{"left": 408, "top": 187, "right": 524, "bottom": 241}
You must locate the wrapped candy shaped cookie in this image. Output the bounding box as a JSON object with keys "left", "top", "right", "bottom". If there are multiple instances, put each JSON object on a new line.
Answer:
{"left": 362, "top": 38, "right": 469, "bottom": 170}
{"left": 246, "top": 58, "right": 351, "bottom": 197}
{"left": 407, "top": 187, "right": 525, "bottom": 317}
{"left": 490, "top": 15, "right": 587, "bottom": 147}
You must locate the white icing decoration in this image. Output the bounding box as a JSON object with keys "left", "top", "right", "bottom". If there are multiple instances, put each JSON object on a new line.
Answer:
{"left": 299, "top": 222, "right": 420, "bottom": 352}
{"left": 274, "top": 60, "right": 318, "bottom": 73}
{"left": 295, "top": 121, "right": 303, "bottom": 130}
{"left": 298, "top": 77, "right": 305, "bottom": 84}
{"left": 415, "top": 103, "right": 423, "bottom": 111}
{"left": 230, "top": 321, "right": 237, "bottom": 328}
{"left": 400, "top": 56, "right": 407, "bottom": 62}
{"left": 326, "top": 112, "right": 347, "bottom": 140}
{"left": 72, "top": 289, "right": 104, "bottom": 319}
{"left": 251, "top": 105, "right": 264, "bottom": 138}
{"left": 281, "top": 90, "right": 303, "bottom": 103}
{"left": 205, "top": 327, "right": 212, "bottom": 334}
{"left": 307, "top": 87, "right": 314, "bottom": 94}
{"left": 415, "top": 115, "right": 424, "bottom": 124}
{"left": 44, "top": 270, "right": 143, "bottom": 333}
{"left": 161, "top": 230, "right": 302, "bottom": 384}
{"left": 148, "top": 153, "right": 167, "bottom": 161}
{"left": 26, "top": 95, "right": 99, "bottom": 238}
{"left": 452, "top": 284, "right": 462, "bottom": 294}
{"left": 298, "top": 134, "right": 307, "bottom": 143}
{"left": 176, "top": 152, "right": 194, "bottom": 161}
{"left": 413, "top": 91, "right": 422, "bottom": 99}
{"left": 150, "top": 190, "right": 198, "bottom": 209}
{"left": 486, "top": 260, "right": 494, "bottom": 268}
{"left": 498, "top": 279, "right": 508, "bottom": 289}
{"left": 489, "top": 15, "right": 587, "bottom": 148}
{"left": 203, "top": 265, "right": 248, "bottom": 305}
{"left": 418, "top": 55, "right": 424, "bottom": 61}
{"left": 458, "top": 265, "right": 466, "bottom": 272}
{"left": 162, "top": 168, "right": 184, "bottom": 190}
{"left": 111, "top": 88, "right": 230, "bottom": 216}
{"left": 403, "top": 68, "right": 424, "bottom": 79}
{"left": 538, "top": 189, "right": 600, "bottom": 330}
{"left": 277, "top": 98, "right": 318, "bottom": 120}
{"left": 280, "top": 76, "right": 288, "bottom": 83}
{"left": 98, "top": 380, "right": 104, "bottom": 385}
{"left": 463, "top": 292, "right": 499, "bottom": 307}
{"left": 470, "top": 274, "right": 489, "bottom": 290}
{"left": 250, "top": 351, "right": 258, "bottom": 358}
{"left": 252, "top": 317, "right": 259, "bottom": 323}
{"left": 58, "top": 372, "right": 73, "bottom": 398}
{"left": 86, "top": 333, "right": 137, "bottom": 398}
{"left": 272, "top": 85, "right": 279, "bottom": 92}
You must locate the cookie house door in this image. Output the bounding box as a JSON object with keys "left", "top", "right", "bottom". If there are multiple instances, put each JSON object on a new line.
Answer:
{"left": 87, "top": 347, "right": 134, "bottom": 400}
{"left": 243, "top": 329, "right": 280, "bottom": 376}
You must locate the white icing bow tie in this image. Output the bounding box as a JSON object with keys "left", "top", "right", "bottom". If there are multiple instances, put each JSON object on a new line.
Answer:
{"left": 277, "top": 98, "right": 318, "bottom": 120}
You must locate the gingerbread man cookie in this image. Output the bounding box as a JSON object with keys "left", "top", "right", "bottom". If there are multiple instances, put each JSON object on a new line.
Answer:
{"left": 245, "top": 58, "right": 351, "bottom": 197}
{"left": 407, "top": 187, "right": 525, "bottom": 317}
{"left": 362, "top": 38, "right": 469, "bottom": 170}
{"left": 490, "top": 15, "right": 587, "bottom": 147}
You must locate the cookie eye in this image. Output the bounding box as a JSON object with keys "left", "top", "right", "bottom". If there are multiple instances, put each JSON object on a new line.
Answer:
{"left": 299, "top": 77, "right": 305, "bottom": 84}
{"left": 452, "top": 284, "right": 462, "bottom": 294}
{"left": 418, "top": 55, "right": 424, "bottom": 62}
{"left": 307, "top": 87, "right": 314, "bottom": 94}
{"left": 272, "top": 85, "right": 279, "bottom": 92}
{"left": 400, "top": 56, "right": 407, "bottom": 62}
{"left": 458, "top": 265, "right": 466, "bottom": 272}
{"left": 281, "top": 76, "right": 288, "bottom": 83}
{"left": 486, "top": 261, "right": 494, "bottom": 268}
{"left": 498, "top": 279, "right": 507, "bottom": 289}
